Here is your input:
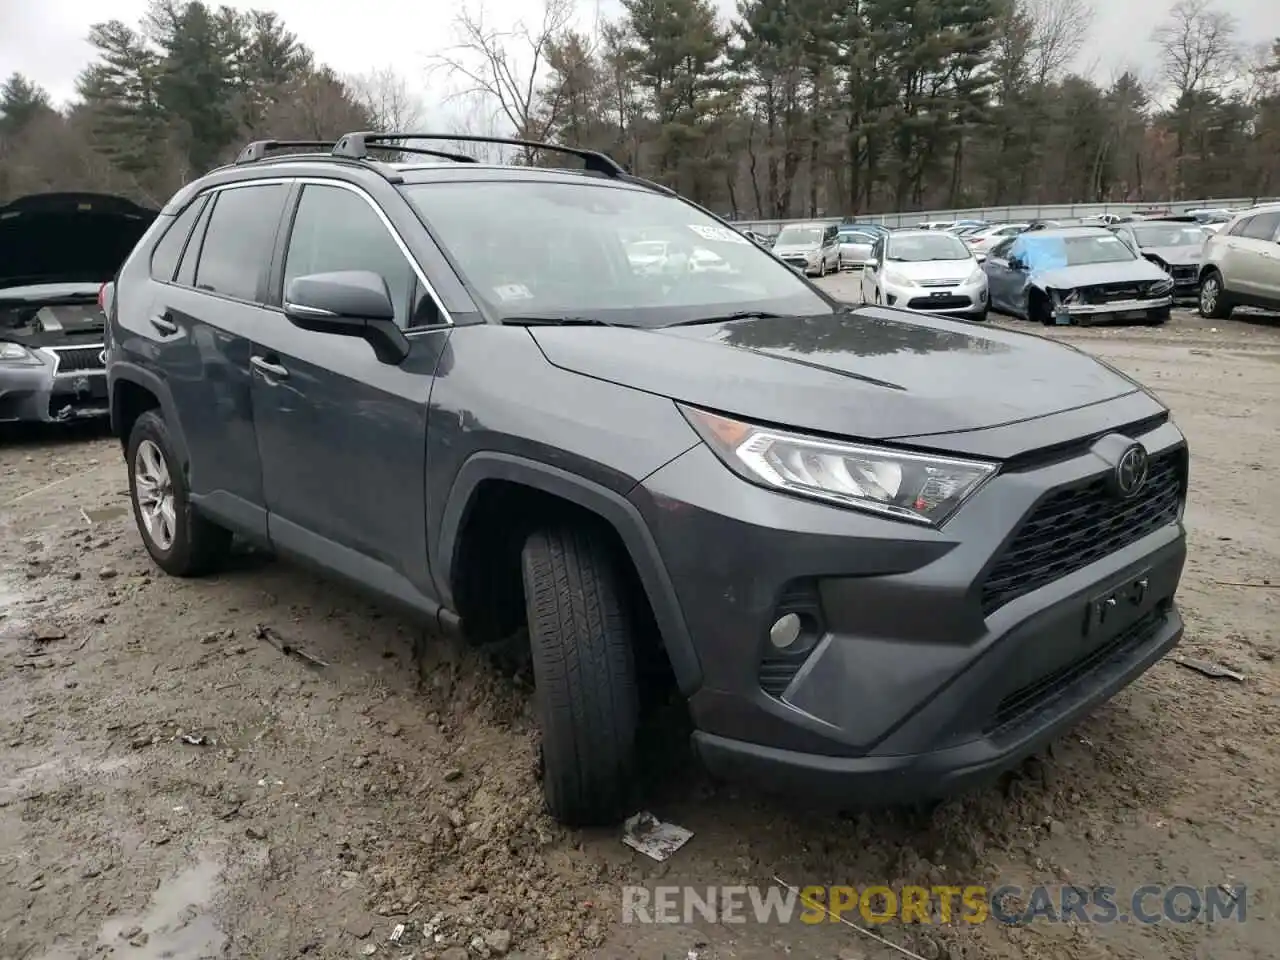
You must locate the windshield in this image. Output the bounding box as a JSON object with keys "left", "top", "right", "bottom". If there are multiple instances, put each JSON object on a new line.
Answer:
{"left": 1131, "top": 224, "right": 1205, "bottom": 247}
{"left": 1019, "top": 234, "right": 1137, "bottom": 268}
{"left": 401, "top": 181, "right": 832, "bottom": 326}
{"left": 775, "top": 226, "right": 823, "bottom": 246}
{"left": 886, "top": 233, "right": 971, "bottom": 261}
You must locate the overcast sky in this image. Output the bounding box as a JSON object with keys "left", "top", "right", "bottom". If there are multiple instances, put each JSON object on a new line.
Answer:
{"left": 3, "top": 0, "right": 1278, "bottom": 109}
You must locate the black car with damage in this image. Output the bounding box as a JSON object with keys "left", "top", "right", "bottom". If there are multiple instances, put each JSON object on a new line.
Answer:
{"left": 1107, "top": 217, "right": 1207, "bottom": 298}
{"left": 0, "top": 192, "right": 155, "bottom": 423}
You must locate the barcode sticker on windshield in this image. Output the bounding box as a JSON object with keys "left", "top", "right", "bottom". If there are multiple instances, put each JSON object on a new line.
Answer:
{"left": 687, "top": 225, "right": 749, "bottom": 244}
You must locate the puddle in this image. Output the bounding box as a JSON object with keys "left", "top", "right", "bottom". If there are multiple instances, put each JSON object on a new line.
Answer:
{"left": 39, "top": 858, "right": 226, "bottom": 959}
{"left": 81, "top": 505, "right": 128, "bottom": 525}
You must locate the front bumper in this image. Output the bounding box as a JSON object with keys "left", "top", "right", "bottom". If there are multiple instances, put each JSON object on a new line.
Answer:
{"left": 1054, "top": 296, "right": 1172, "bottom": 325}
{"left": 632, "top": 418, "right": 1188, "bottom": 804}
{"left": 0, "top": 345, "right": 109, "bottom": 423}
{"left": 882, "top": 277, "right": 988, "bottom": 316}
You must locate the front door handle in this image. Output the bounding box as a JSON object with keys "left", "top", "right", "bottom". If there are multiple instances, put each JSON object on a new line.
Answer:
{"left": 150, "top": 314, "right": 178, "bottom": 335}
{"left": 250, "top": 355, "right": 289, "bottom": 380}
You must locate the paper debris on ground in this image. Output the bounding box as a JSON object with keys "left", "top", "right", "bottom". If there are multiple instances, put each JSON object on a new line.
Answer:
{"left": 622, "top": 811, "right": 693, "bottom": 861}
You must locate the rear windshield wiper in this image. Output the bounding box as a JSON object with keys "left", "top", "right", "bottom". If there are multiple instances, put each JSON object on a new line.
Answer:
{"left": 500, "top": 315, "right": 622, "bottom": 327}
{"left": 663, "top": 310, "right": 784, "bottom": 327}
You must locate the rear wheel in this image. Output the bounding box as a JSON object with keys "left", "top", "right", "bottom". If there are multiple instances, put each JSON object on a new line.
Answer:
{"left": 522, "top": 526, "right": 639, "bottom": 826}
{"left": 126, "top": 411, "right": 231, "bottom": 576}
{"left": 1199, "top": 270, "right": 1233, "bottom": 319}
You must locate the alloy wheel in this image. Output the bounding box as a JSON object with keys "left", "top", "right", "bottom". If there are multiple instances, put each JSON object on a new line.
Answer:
{"left": 134, "top": 439, "right": 177, "bottom": 551}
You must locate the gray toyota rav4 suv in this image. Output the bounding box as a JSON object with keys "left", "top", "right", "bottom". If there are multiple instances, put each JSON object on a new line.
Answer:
{"left": 105, "top": 133, "right": 1189, "bottom": 826}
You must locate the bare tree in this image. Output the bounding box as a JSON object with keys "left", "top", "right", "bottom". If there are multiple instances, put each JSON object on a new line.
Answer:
{"left": 1024, "top": 0, "right": 1095, "bottom": 84}
{"left": 345, "top": 67, "right": 426, "bottom": 130}
{"left": 427, "top": 0, "right": 577, "bottom": 159}
{"left": 1151, "top": 0, "right": 1239, "bottom": 102}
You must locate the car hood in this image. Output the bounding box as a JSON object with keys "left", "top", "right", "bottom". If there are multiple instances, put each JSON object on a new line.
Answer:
{"left": 885, "top": 258, "right": 977, "bottom": 281}
{"left": 1138, "top": 245, "right": 1202, "bottom": 265}
{"left": 530, "top": 308, "right": 1140, "bottom": 443}
{"left": 0, "top": 192, "right": 156, "bottom": 290}
{"left": 1031, "top": 258, "right": 1168, "bottom": 289}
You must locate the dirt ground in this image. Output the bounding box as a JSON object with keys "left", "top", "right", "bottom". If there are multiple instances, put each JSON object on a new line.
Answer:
{"left": 1, "top": 281, "right": 1277, "bottom": 960}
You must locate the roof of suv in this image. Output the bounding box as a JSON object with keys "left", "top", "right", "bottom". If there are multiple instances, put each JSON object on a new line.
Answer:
{"left": 161, "top": 131, "right": 675, "bottom": 215}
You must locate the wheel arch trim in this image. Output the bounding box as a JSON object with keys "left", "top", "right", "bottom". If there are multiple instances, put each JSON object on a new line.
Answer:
{"left": 436, "top": 451, "right": 703, "bottom": 694}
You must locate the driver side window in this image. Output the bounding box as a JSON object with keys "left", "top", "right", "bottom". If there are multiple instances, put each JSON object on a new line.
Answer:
{"left": 283, "top": 184, "right": 441, "bottom": 328}
{"left": 989, "top": 238, "right": 1015, "bottom": 260}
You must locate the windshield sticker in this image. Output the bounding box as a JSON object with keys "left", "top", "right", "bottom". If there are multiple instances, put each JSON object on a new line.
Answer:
{"left": 493, "top": 283, "right": 534, "bottom": 301}
{"left": 687, "top": 224, "right": 750, "bottom": 244}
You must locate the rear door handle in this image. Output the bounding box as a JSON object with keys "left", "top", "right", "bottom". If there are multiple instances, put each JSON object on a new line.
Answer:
{"left": 150, "top": 313, "right": 178, "bottom": 335}
{"left": 250, "top": 355, "right": 289, "bottom": 380}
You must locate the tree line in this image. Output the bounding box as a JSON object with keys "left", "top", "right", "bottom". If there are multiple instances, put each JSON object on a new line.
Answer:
{"left": 1, "top": 0, "right": 1277, "bottom": 218}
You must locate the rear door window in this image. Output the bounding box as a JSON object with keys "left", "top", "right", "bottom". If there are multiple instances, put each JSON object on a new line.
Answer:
{"left": 1239, "top": 212, "right": 1280, "bottom": 241}
{"left": 150, "top": 196, "right": 207, "bottom": 282}
{"left": 193, "top": 184, "right": 289, "bottom": 302}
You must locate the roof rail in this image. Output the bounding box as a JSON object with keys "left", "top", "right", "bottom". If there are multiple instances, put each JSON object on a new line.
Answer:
{"left": 332, "top": 131, "right": 628, "bottom": 177}
{"left": 236, "top": 140, "right": 336, "bottom": 164}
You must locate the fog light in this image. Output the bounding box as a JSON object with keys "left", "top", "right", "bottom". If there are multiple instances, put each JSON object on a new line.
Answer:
{"left": 769, "top": 613, "right": 802, "bottom": 650}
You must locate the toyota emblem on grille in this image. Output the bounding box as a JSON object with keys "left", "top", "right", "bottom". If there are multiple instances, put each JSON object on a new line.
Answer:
{"left": 1113, "top": 443, "right": 1149, "bottom": 498}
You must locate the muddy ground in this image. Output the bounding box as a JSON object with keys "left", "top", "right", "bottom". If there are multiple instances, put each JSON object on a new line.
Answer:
{"left": 1, "top": 282, "right": 1277, "bottom": 960}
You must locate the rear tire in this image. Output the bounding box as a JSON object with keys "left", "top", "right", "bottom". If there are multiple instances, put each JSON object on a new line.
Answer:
{"left": 126, "top": 410, "right": 231, "bottom": 577}
{"left": 1198, "top": 270, "right": 1233, "bottom": 319}
{"left": 522, "top": 526, "right": 639, "bottom": 826}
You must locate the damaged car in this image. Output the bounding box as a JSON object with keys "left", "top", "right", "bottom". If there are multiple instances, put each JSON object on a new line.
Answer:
{"left": 1, "top": 192, "right": 155, "bottom": 423}
{"left": 1108, "top": 216, "right": 1206, "bottom": 298}
{"left": 983, "top": 226, "right": 1173, "bottom": 326}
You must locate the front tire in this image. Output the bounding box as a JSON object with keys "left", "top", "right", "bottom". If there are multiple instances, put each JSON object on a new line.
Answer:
{"left": 1199, "top": 270, "right": 1233, "bottom": 319}
{"left": 126, "top": 410, "right": 231, "bottom": 576}
{"left": 522, "top": 527, "right": 639, "bottom": 826}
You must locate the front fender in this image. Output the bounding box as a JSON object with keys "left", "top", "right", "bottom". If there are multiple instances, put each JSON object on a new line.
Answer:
{"left": 435, "top": 451, "right": 703, "bottom": 695}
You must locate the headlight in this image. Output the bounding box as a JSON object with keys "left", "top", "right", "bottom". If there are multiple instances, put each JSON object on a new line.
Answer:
{"left": 966, "top": 265, "right": 985, "bottom": 284}
{"left": 680, "top": 406, "right": 998, "bottom": 525}
{"left": 881, "top": 268, "right": 913, "bottom": 286}
{"left": 0, "top": 341, "right": 41, "bottom": 366}
{"left": 1148, "top": 278, "right": 1173, "bottom": 296}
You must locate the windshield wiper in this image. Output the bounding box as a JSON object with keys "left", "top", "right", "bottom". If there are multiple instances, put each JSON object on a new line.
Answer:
{"left": 663, "top": 310, "right": 784, "bottom": 327}
{"left": 500, "top": 314, "right": 621, "bottom": 327}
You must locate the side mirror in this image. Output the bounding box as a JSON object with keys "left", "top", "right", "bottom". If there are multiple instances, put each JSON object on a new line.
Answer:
{"left": 283, "top": 270, "right": 409, "bottom": 365}
{"left": 974, "top": 253, "right": 987, "bottom": 264}
{"left": 1007, "top": 256, "right": 1024, "bottom": 271}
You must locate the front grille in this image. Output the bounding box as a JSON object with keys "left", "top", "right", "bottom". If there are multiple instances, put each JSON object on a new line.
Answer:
{"left": 1080, "top": 282, "right": 1161, "bottom": 304}
{"left": 781, "top": 256, "right": 808, "bottom": 268}
{"left": 917, "top": 278, "right": 966, "bottom": 288}
{"left": 50, "top": 345, "right": 105, "bottom": 374}
{"left": 987, "top": 605, "right": 1169, "bottom": 732}
{"left": 907, "top": 295, "right": 972, "bottom": 310}
{"left": 980, "top": 448, "right": 1185, "bottom": 616}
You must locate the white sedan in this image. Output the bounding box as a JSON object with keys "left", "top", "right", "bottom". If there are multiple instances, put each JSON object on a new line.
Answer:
{"left": 861, "top": 230, "right": 989, "bottom": 321}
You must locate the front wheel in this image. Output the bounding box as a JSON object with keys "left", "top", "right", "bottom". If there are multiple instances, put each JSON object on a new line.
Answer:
{"left": 1199, "top": 271, "right": 1233, "bottom": 319}
{"left": 522, "top": 527, "right": 639, "bottom": 826}
{"left": 126, "top": 410, "right": 231, "bottom": 576}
